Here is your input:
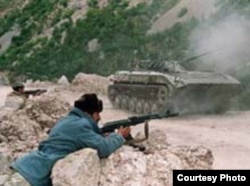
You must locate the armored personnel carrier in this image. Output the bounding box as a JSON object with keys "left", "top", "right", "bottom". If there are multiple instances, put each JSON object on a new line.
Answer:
{"left": 107, "top": 60, "right": 241, "bottom": 114}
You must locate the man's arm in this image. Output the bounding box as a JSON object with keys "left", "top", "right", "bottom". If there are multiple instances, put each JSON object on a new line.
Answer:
{"left": 24, "top": 89, "right": 47, "bottom": 97}
{"left": 77, "top": 126, "right": 126, "bottom": 158}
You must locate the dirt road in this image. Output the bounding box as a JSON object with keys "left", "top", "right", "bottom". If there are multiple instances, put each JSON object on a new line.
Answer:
{"left": 1, "top": 86, "right": 250, "bottom": 169}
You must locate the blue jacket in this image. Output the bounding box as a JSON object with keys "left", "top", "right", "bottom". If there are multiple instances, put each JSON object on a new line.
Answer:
{"left": 11, "top": 108, "right": 125, "bottom": 186}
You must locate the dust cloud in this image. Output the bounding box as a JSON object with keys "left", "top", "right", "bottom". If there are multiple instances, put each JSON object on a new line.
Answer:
{"left": 189, "top": 14, "right": 250, "bottom": 73}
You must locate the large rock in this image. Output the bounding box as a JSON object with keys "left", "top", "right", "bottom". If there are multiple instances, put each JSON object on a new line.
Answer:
{"left": 57, "top": 75, "right": 70, "bottom": 86}
{"left": 51, "top": 130, "right": 213, "bottom": 186}
{"left": 0, "top": 93, "right": 71, "bottom": 159}
{"left": 71, "top": 73, "right": 109, "bottom": 95}
{"left": 3, "top": 93, "right": 27, "bottom": 111}
{"left": 52, "top": 149, "right": 101, "bottom": 186}
{"left": 4, "top": 172, "right": 30, "bottom": 186}
{"left": 112, "top": 145, "right": 213, "bottom": 185}
{"left": 0, "top": 174, "right": 10, "bottom": 185}
{"left": 25, "top": 95, "right": 71, "bottom": 128}
{"left": 0, "top": 153, "right": 11, "bottom": 174}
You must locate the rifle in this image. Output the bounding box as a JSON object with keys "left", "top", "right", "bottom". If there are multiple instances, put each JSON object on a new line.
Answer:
{"left": 24, "top": 89, "right": 47, "bottom": 97}
{"left": 101, "top": 111, "right": 178, "bottom": 151}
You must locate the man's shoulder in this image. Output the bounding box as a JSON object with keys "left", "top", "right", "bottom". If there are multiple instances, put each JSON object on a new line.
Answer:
{"left": 7, "top": 91, "right": 18, "bottom": 96}
{"left": 56, "top": 115, "right": 93, "bottom": 129}
{"left": 7, "top": 91, "right": 25, "bottom": 98}
{"left": 73, "top": 116, "right": 93, "bottom": 128}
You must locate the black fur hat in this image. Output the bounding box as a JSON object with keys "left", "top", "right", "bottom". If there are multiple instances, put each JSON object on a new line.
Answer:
{"left": 12, "top": 82, "right": 25, "bottom": 91}
{"left": 74, "top": 93, "right": 103, "bottom": 114}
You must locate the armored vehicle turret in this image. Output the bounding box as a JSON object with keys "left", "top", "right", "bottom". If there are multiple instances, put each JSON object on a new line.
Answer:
{"left": 107, "top": 60, "right": 241, "bottom": 114}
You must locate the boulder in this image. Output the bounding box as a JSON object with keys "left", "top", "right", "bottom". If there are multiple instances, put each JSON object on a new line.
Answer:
{"left": 51, "top": 130, "right": 213, "bottom": 186}
{"left": 4, "top": 172, "right": 30, "bottom": 186}
{"left": 0, "top": 174, "right": 10, "bottom": 185}
{"left": 71, "top": 73, "right": 109, "bottom": 95}
{"left": 57, "top": 75, "right": 70, "bottom": 86}
{"left": 25, "top": 95, "right": 71, "bottom": 128}
{"left": 52, "top": 149, "right": 101, "bottom": 186}
{"left": 0, "top": 93, "right": 71, "bottom": 159}
{"left": 0, "top": 153, "right": 11, "bottom": 174}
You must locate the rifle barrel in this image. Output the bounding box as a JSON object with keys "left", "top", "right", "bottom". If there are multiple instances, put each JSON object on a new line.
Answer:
{"left": 101, "top": 112, "right": 178, "bottom": 133}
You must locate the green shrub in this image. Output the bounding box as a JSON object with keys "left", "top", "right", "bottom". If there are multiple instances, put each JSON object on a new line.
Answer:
{"left": 178, "top": 7, "right": 188, "bottom": 18}
{"left": 59, "top": 0, "right": 68, "bottom": 7}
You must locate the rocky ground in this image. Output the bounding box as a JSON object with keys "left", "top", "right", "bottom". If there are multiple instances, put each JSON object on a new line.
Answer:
{"left": 0, "top": 75, "right": 250, "bottom": 170}
{"left": 0, "top": 73, "right": 250, "bottom": 185}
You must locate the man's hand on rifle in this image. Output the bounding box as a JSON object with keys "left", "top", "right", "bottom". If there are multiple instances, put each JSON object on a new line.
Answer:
{"left": 117, "top": 126, "right": 131, "bottom": 138}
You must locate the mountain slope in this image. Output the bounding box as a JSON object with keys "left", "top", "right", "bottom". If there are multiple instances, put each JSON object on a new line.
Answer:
{"left": 148, "top": 0, "right": 217, "bottom": 34}
{"left": 0, "top": 0, "right": 184, "bottom": 80}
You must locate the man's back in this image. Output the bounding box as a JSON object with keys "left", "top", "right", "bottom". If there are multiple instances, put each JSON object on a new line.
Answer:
{"left": 11, "top": 107, "right": 125, "bottom": 186}
{"left": 11, "top": 108, "right": 95, "bottom": 186}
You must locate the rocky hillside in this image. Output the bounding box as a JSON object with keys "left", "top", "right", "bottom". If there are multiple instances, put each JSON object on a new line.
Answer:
{"left": 0, "top": 0, "right": 218, "bottom": 81}
{"left": 148, "top": 0, "right": 217, "bottom": 34}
